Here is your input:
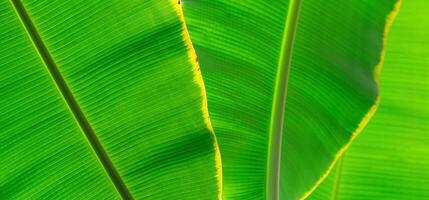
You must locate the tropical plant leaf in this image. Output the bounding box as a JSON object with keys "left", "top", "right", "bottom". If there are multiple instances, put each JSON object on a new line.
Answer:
{"left": 182, "top": 0, "right": 399, "bottom": 199}
{"left": 308, "top": 0, "right": 429, "bottom": 199}
{"left": 0, "top": 0, "right": 221, "bottom": 199}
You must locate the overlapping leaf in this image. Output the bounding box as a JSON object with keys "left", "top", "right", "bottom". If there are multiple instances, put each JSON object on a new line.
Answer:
{"left": 182, "top": 0, "right": 399, "bottom": 199}
{"left": 309, "top": 1, "right": 429, "bottom": 199}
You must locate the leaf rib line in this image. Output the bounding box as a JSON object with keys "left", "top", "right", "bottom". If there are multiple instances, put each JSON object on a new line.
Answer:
{"left": 9, "top": 0, "right": 133, "bottom": 199}
{"left": 331, "top": 156, "right": 345, "bottom": 200}
{"left": 266, "top": 0, "right": 302, "bottom": 199}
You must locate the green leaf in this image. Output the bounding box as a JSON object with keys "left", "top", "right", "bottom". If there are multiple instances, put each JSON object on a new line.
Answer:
{"left": 182, "top": 0, "right": 399, "bottom": 199}
{"left": 308, "top": 0, "right": 429, "bottom": 199}
{"left": 0, "top": 0, "right": 220, "bottom": 199}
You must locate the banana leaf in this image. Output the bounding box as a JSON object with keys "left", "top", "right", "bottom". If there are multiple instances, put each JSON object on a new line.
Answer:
{"left": 182, "top": 0, "right": 399, "bottom": 199}
{"left": 309, "top": 0, "right": 429, "bottom": 199}
{"left": 0, "top": 0, "right": 220, "bottom": 199}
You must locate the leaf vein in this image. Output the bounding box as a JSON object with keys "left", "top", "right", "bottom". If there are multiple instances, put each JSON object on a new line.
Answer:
{"left": 9, "top": 0, "right": 133, "bottom": 198}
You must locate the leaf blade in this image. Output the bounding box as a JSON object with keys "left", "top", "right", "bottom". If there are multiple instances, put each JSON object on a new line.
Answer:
{"left": 182, "top": 0, "right": 399, "bottom": 199}
{"left": 0, "top": 1, "right": 119, "bottom": 198}
{"left": 1, "top": 0, "right": 221, "bottom": 199}
{"left": 309, "top": 0, "right": 429, "bottom": 199}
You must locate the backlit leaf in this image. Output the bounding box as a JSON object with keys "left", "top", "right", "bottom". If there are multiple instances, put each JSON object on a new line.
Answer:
{"left": 309, "top": 0, "right": 429, "bottom": 199}
{"left": 0, "top": 0, "right": 221, "bottom": 199}
{"left": 182, "top": 0, "right": 399, "bottom": 199}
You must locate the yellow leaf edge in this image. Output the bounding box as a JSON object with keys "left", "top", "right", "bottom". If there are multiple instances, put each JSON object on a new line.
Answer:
{"left": 172, "top": 1, "right": 224, "bottom": 199}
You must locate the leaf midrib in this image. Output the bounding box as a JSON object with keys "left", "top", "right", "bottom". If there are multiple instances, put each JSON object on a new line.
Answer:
{"left": 9, "top": 0, "right": 133, "bottom": 199}
{"left": 266, "top": 0, "right": 302, "bottom": 199}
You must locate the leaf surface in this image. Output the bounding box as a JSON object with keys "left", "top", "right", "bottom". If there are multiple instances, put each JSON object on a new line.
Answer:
{"left": 0, "top": 0, "right": 220, "bottom": 199}
{"left": 309, "top": 0, "right": 429, "bottom": 199}
{"left": 182, "top": 0, "right": 399, "bottom": 199}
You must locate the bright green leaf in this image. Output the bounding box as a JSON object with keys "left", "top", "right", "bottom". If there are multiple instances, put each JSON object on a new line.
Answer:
{"left": 309, "top": 0, "right": 429, "bottom": 199}
{"left": 0, "top": 0, "right": 220, "bottom": 199}
{"left": 182, "top": 0, "right": 399, "bottom": 199}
